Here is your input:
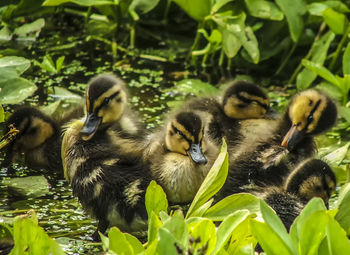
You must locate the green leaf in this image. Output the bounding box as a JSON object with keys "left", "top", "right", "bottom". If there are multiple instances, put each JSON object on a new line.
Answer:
{"left": 322, "top": 8, "right": 348, "bottom": 35}
{"left": 0, "top": 104, "right": 4, "bottom": 123}
{"left": 148, "top": 211, "right": 162, "bottom": 245}
{"left": 156, "top": 228, "right": 179, "bottom": 255}
{"left": 296, "top": 31, "right": 335, "bottom": 90}
{"left": 299, "top": 211, "right": 329, "bottom": 255}
{"left": 324, "top": 142, "right": 350, "bottom": 166}
{"left": 220, "top": 27, "right": 241, "bottom": 58}
{"left": 129, "top": 0, "right": 160, "bottom": 15}
{"left": 335, "top": 183, "right": 350, "bottom": 234}
{"left": 186, "top": 140, "right": 228, "bottom": 218}
{"left": 343, "top": 41, "right": 350, "bottom": 75}
{"left": 108, "top": 227, "right": 134, "bottom": 255}
{"left": 308, "top": 1, "right": 350, "bottom": 16}
{"left": 0, "top": 77, "right": 37, "bottom": 105}
{"left": 124, "top": 233, "right": 145, "bottom": 254}
{"left": 203, "top": 193, "right": 261, "bottom": 221}
{"left": 212, "top": 210, "right": 250, "bottom": 255}
{"left": 259, "top": 199, "right": 296, "bottom": 254}
{"left": 316, "top": 81, "right": 343, "bottom": 102}
{"left": 167, "top": 79, "right": 218, "bottom": 97}
{"left": 250, "top": 219, "right": 294, "bottom": 255}
{"left": 41, "top": 55, "right": 57, "bottom": 73}
{"left": 162, "top": 210, "right": 188, "bottom": 249}
{"left": 14, "top": 18, "right": 45, "bottom": 37}
{"left": 56, "top": 56, "right": 65, "bottom": 73}
{"left": 43, "top": 0, "right": 113, "bottom": 6}
{"left": 275, "top": 0, "right": 306, "bottom": 42}
{"left": 302, "top": 59, "right": 340, "bottom": 86}
{"left": 244, "top": 0, "right": 284, "bottom": 20}
{"left": 188, "top": 219, "right": 217, "bottom": 254}
{"left": 11, "top": 210, "right": 65, "bottom": 255}
{"left": 0, "top": 56, "right": 31, "bottom": 75}
{"left": 290, "top": 198, "right": 327, "bottom": 245}
{"left": 339, "top": 106, "right": 350, "bottom": 124}
{"left": 324, "top": 217, "right": 350, "bottom": 254}
{"left": 211, "top": 0, "right": 235, "bottom": 13}
{"left": 145, "top": 181, "right": 168, "bottom": 218}
{"left": 172, "top": 0, "right": 211, "bottom": 21}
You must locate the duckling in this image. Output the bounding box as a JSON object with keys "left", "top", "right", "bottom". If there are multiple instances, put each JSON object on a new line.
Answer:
{"left": 143, "top": 111, "right": 219, "bottom": 204}
{"left": 62, "top": 74, "right": 151, "bottom": 239}
{"left": 1, "top": 107, "right": 62, "bottom": 175}
{"left": 182, "top": 80, "right": 270, "bottom": 148}
{"left": 252, "top": 158, "right": 336, "bottom": 231}
{"left": 220, "top": 89, "right": 337, "bottom": 195}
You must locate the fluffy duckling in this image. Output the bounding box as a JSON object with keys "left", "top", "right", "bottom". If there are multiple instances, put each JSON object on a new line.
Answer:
{"left": 1, "top": 107, "right": 62, "bottom": 175}
{"left": 253, "top": 158, "right": 336, "bottom": 230}
{"left": 221, "top": 89, "right": 337, "bottom": 194}
{"left": 143, "top": 111, "right": 219, "bottom": 204}
{"left": 62, "top": 74, "right": 151, "bottom": 239}
{"left": 183, "top": 80, "right": 270, "bottom": 148}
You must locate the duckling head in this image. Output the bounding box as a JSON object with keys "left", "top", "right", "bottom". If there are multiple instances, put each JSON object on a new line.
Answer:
{"left": 81, "top": 74, "right": 128, "bottom": 141}
{"left": 165, "top": 112, "right": 207, "bottom": 164}
{"left": 282, "top": 90, "right": 337, "bottom": 151}
{"left": 285, "top": 158, "right": 336, "bottom": 206}
{"left": 2, "top": 107, "right": 58, "bottom": 164}
{"left": 222, "top": 81, "right": 269, "bottom": 119}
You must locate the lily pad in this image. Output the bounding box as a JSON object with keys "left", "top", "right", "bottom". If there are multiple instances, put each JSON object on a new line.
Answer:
{"left": 3, "top": 176, "right": 50, "bottom": 198}
{"left": 0, "top": 77, "right": 37, "bottom": 105}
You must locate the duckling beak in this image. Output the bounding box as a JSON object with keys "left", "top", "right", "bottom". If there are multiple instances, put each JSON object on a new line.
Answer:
{"left": 281, "top": 125, "right": 305, "bottom": 151}
{"left": 81, "top": 113, "right": 102, "bottom": 141}
{"left": 189, "top": 143, "right": 207, "bottom": 165}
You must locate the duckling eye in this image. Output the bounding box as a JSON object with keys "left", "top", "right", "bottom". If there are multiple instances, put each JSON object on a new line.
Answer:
{"left": 104, "top": 98, "right": 111, "bottom": 105}
{"left": 308, "top": 115, "right": 314, "bottom": 122}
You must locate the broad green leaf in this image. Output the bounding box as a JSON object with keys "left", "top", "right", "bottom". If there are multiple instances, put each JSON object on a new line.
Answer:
{"left": 186, "top": 140, "right": 228, "bottom": 218}
{"left": 145, "top": 241, "right": 157, "bottom": 255}
{"left": 203, "top": 193, "right": 261, "bottom": 221}
{"left": 290, "top": 198, "right": 327, "bottom": 245}
{"left": 145, "top": 181, "right": 168, "bottom": 218}
{"left": 0, "top": 56, "right": 30, "bottom": 75}
{"left": 227, "top": 218, "right": 257, "bottom": 255}
{"left": 49, "top": 87, "right": 83, "bottom": 101}
{"left": 129, "top": 0, "right": 160, "bottom": 15}
{"left": 220, "top": 27, "right": 241, "bottom": 58}
{"left": 162, "top": 210, "right": 188, "bottom": 249}
{"left": 124, "top": 233, "right": 145, "bottom": 254}
{"left": 324, "top": 142, "right": 350, "bottom": 166}
{"left": 167, "top": 79, "right": 218, "bottom": 97}
{"left": 335, "top": 183, "right": 350, "bottom": 234}
{"left": 259, "top": 199, "right": 296, "bottom": 254}
{"left": 56, "top": 56, "right": 65, "bottom": 73}
{"left": 302, "top": 59, "right": 340, "bottom": 86}
{"left": 188, "top": 219, "right": 217, "bottom": 254}
{"left": 275, "top": 0, "right": 306, "bottom": 42}
{"left": 296, "top": 31, "right": 335, "bottom": 90}
{"left": 172, "top": 0, "right": 211, "bottom": 21}
{"left": 108, "top": 227, "right": 134, "bottom": 255}
{"left": 308, "top": 1, "right": 350, "bottom": 16}
{"left": 0, "top": 104, "right": 4, "bottom": 123}
{"left": 0, "top": 77, "right": 37, "bottom": 105}
{"left": 14, "top": 18, "right": 45, "bottom": 37}
{"left": 322, "top": 8, "right": 348, "bottom": 35}
{"left": 99, "top": 231, "right": 109, "bottom": 251}
{"left": 148, "top": 211, "right": 162, "bottom": 244}
{"left": 325, "top": 217, "right": 350, "bottom": 254}
{"left": 343, "top": 41, "right": 350, "bottom": 75}
{"left": 299, "top": 211, "right": 329, "bottom": 255}
{"left": 11, "top": 210, "right": 65, "bottom": 255}
{"left": 244, "top": 0, "right": 284, "bottom": 20}
{"left": 339, "top": 106, "right": 350, "bottom": 124}
{"left": 211, "top": 0, "right": 235, "bottom": 13}
{"left": 156, "top": 228, "right": 179, "bottom": 255}
{"left": 190, "top": 198, "right": 214, "bottom": 218}
{"left": 41, "top": 55, "right": 57, "bottom": 73}
{"left": 250, "top": 219, "right": 294, "bottom": 255}
{"left": 0, "top": 26, "right": 12, "bottom": 42}
{"left": 43, "top": 0, "right": 113, "bottom": 6}
{"left": 212, "top": 210, "right": 250, "bottom": 255}
{"left": 316, "top": 81, "right": 343, "bottom": 102}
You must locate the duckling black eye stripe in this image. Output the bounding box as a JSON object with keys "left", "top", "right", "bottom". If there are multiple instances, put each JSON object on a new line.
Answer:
{"left": 306, "top": 99, "right": 321, "bottom": 127}
{"left": 171, "top": 124, "right": 192, "bottom": 143}
{"left": 236, "top": 94, "right": 267, "bottom": 109}
{"left": 94, "top": 91, "right": 120, "bottom": 113}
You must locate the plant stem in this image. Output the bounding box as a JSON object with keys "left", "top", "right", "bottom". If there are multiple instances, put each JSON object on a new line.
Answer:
{"left": 329, "top": 25, "right": 350, "bottom": 72}
{"left": 288, "top": 22, "right": 327, "bottom": 84}
{"left": 275, "top": 42, "right": 298, "bottom": 76}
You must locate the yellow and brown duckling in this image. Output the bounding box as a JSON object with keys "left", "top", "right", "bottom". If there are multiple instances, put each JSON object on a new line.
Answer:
{"left": 1, "top": 107, "right": 63, "bottom": 175}
{"left": 256, "top": 158, "right": 336, "bottom": 230}
{"left": 62, "top": 74, "right": 151, "bottom": 239}
{"left": 143, "top": 111, "right": 219, "bottom": 204}
{"left": 221, "top": 89, "right": 337, "bottom": 195}
{"left": 183, "top": 80, "right": 270, "bottom": 148}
